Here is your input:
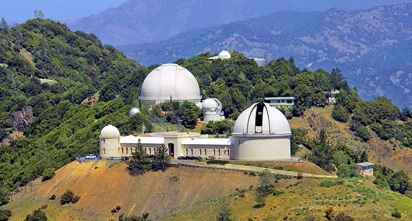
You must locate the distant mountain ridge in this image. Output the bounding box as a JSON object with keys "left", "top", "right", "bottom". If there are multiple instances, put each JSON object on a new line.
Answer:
{"left": 68, "top": 0, "right": 412, "bottom": 46}
{"left": 119, "top": 3, "right": 412, "bottom": 108}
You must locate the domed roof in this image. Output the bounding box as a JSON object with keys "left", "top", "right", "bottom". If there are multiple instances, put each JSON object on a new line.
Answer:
{"left": 140, "top": 64, "right": 201, "bottom": 102}
{"left": 100, "top": 125, "right": 120, "bottom": 139}
{"left": 202, "top": 98, "right": 221, "bottom": 113}
{"left": 233, "top": 102, "right": 291, "bottom": 137}
{"left": 129, "top": 107, "right": 140, "bottom": 116}
{"left": 218, "top": 50, "right": 231, "bottom": 60}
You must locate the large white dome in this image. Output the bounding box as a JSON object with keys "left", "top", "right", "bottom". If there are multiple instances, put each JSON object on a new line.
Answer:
{"left": 233, "top": 102, "right": 291, "bottom": 137}
{"left": 140, "top": 64, "right": 201, "bottom": 104}
{"left": 100, "top": 125, "right": 120, "bottom": 139}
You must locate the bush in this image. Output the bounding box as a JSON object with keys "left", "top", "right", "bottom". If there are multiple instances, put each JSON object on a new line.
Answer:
{"left": 71, "top": 195, "right": 80, "bottom": 204}
{"left": 60, "top": 190, "right": 79, "bottom": 205}
{"left": 319, "top": 180, "right": 344, "bottom": 188}
{"left": 25, "top": 209, "right": 47, "bottom": 221}
{"left": 297, "top": 172, "right": 303, "bottom": 179}
{"left": 206, "top": 160, "right": 230, "bottom": 165}
{"left": 49, "top": 195, "right": 56, "bottom": 200}
{"left": 0, "top": 209, "right": 12, "bottom": 221}
{"left": 332, "top": 105, "right": 349, "bottom": 122}
{"left": 42, "top": 168, "right": 55, "bottom": 181}
{"left": 391, "top": 210, "right": 402, "bottom": 219}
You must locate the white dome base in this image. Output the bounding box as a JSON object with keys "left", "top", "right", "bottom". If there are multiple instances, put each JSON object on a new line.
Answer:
{"left": 232, "top": 136, "right": 291, "bottom": 160}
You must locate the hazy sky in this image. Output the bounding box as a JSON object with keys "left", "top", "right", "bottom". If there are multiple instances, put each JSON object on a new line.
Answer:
{"left": 0, "top": 0, "right": 129, "bottom": 24}
{"left": 2, "top": 0, "right": 412, "bottom": 24}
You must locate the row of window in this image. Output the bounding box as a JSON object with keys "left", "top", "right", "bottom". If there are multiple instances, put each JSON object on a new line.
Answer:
{"left": 185, "top": 148, "right": 229, "bottom": 156}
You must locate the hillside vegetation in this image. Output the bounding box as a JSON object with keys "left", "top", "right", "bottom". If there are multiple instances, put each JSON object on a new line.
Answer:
{"left": 0, "top": 18, "right": 412, "bottom": 212}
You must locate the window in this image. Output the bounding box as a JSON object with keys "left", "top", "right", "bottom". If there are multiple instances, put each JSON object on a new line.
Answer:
{"left": 122, "top": 148, "right": 124, "bottom": 154}
{"left": 191, "top": 149, "right": 193, "bottom": 155}
{"left": 149, "top": 148, "right": 152, "bottom": 154}
{"left": 218, "top": 149, "right": 221, "bottom": 156}
{"left": 213, "top": 149, "right": 216, "bottom": 156}
{"left": 126, "top": 148, "right": 128, "bottom": 154}
{"left": 200, "top": 149, "right": 202, "bottom": 155}
{"left": 204, "top": 149, "right": 207, "bottom": 156}
{"left": 103, "top": 148, "right": 105, "bottom": 154}
{"left": 227, "top": 149, "right": 230, "bottom": 156}
{"left": 186, "top": 149, "right": 188, "bottom": 155}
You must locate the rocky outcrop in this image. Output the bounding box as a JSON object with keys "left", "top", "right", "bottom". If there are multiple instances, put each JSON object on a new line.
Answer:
{"left": 10, "top": 106, "right": 33, "bottom": 132}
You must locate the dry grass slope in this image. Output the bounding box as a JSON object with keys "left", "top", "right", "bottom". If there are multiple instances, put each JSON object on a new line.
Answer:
{"left": 4, "top": 161, "right": 257, "bottom": 220}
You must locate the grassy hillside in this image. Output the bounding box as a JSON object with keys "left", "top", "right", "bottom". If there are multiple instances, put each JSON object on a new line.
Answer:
{"left": 290, "top": 106, "right": 412, "bottom": 179}
{"left": 3, "top": 161, "right": 257, "bottom": 220}
{"left": 164, "top": 177, "right": 412, "bottom": 220}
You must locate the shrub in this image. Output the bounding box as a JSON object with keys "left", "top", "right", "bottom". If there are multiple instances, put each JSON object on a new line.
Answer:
{"left": 42, "top": 168, "right": 55, "bottom": 181}
{"left": 297, "top": 172, "right": 303, "bottom": 180}
{"left": 0, "top": 209, "right": 12, "bottom": 221}
{"left": 332, "top": 105, "right": 349, "bottom": 122}
{"left": 319, "top": 180, "right": 344, "bottom": 188}
{"left": 49, "top": 195, "right": 56, "bottom": 200}
{"left": 111, "top": 209, "right": 117, "bottom": 213}
{"left": 391, "top": 210, "right": 402, "bottom": 219}
{"left": 25, "top": 209, "right": 47, "bottom": 221}
{"left": 71, "top": 195, "right": 80, "bottom": 204}
{"left": 206, "top": 160, "right": 230, "bottom": 165}
{"left": 60, "top": 190, "right": 79, "bottom": 205}
{"left": 116, "top": 206, "right": 121, "bottom": 211}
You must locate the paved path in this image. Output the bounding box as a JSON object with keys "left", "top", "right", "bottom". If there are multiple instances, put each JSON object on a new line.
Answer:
{"left": 173, "top": 160, "right": 337, "bottom": 179}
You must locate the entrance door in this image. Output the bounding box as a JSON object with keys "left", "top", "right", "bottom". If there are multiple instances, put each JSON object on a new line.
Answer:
{"left": 168, "top": 143, "right": 174, "bottom": 157}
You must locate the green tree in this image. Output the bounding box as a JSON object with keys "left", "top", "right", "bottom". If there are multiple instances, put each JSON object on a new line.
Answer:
{"left": 60, "top": 190, "right": 75, "bottom": 205}
{"left": 25, "top": 209, "right": 47, "bottom": 221}
{"left": 34, "top": 10, "right": 45, "bottom": 19}
{"left": 254, "top": 170, "right": 274, "bottom": 207}
{"left": 0, "top": 18, "right": 7, "bottom": 34}
{"left": 332, "top": 105, "right": 349, "bottom": 123}
{"left": 309, "top": 130, "right": 335, "bottom": 172}
{"left": 0, "top": 209, "right": 11, "bottom": 221}
{"left": 42, "top": 168, "right": 55, "bottom": 181}
{"left": 128, "top": 142, "right": 151, "bottom": 176}
{"left": 152, "top": 144, "right": 170, "bottom": 171}
{"left": 179, "top": 101, "right": 200, "bottom": 129}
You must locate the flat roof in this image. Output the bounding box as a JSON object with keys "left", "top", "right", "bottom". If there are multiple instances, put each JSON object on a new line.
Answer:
{"left": 356, "top": 162, "right": 375, "bottom": 167}
{"left": 120, "top": 136, "right": 164, "bottom": 144}
{"left": 265, "top": 97, "right": 295, "bottom": 100}
{"left": 182, "top": 138, "right": 232, "bottom": 146}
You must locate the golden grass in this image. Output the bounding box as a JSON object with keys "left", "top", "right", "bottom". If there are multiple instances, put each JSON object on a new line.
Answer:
{"left": 164, "top": 177, "right": 412, "bottom": 220}
{"left": 4, "top": 161, "right": 257, "bottom": 220}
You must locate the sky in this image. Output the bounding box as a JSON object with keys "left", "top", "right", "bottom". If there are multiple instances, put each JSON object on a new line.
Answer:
{"left": 0, "top": 0, "right": 130, "bottom": 24}
{"left": 2, "top": 0, "right": 412, "bottom": 25}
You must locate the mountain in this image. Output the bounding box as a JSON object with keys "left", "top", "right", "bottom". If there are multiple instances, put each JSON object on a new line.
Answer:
{"left": 119, "top": 4, "right": 412, "bottom": 108}
{"left": 68, "top": 0, "right": 412, "bottom": 46}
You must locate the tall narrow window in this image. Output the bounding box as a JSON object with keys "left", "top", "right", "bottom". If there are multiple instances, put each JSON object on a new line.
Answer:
{"left": 200, "top": 149, "right": 202, "bottom": 155}
{"left": 126, "top": 148, "right": 128, "bottom": 154}
{"left": 227, "top": 149, "right": 230, "bottom": 156}
{"left": 191, "top": 149, "right": 193, "bottom": 155}
{"left": 103, "top": 148, "right": 105, "bottom": 154}
{"left": 204, "top": 149, "right": 207, "bottom": 156}
{"left": 149, "top": 148, "right": 152, "bottom": 154}
{"left": 186, "top": 149, "right": 188, "bottom": 155}
{"left": 218, "top": 149, "right": 221, "bottom": 156}
{"left": 213, "top": 149, "right": 216, "bottom": 156}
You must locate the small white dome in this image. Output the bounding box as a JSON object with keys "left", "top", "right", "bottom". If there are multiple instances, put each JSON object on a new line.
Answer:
{"left": 233, "top": 102, "right": 291, "bottom": 137}
{"left": 100, "top": 125, "right": 120, "bottom": 139}
{"left": 140, "top": 64, "right": 201, "bottom": 103}
{"left": 218, "top": 50, "right": 231, "bottom": 60}
{"left": 202, "top": 98, "right": 219, "bottom": 113}
{"left": 129, "top": 107, "right": 140, "bottom": 116}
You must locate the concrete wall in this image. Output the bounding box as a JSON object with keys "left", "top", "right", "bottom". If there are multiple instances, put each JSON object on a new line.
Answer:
{"left": 232, "top": 136, "right": 290, "bottom": 160}
{"left": 99, "top": 138, "right": 120, "bottom": 158}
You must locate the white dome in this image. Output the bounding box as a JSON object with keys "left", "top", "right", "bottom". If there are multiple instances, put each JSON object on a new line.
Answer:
{"left": 218, "top": 50, "right": 231, "bottom": 60}
{"left": 100, "top": 125, "right": 120, "bottom": 139}
{"left": 140, "top": 64, "right": 201, "bottom": 103}
{"left": 233, "top": 102, "right": 291, "bottom": 137}
{"left": 202, "top": 98, "right": 219, "bottom": 113}
{"left": 129, "top": 107, "right": 140, "bottom": 116}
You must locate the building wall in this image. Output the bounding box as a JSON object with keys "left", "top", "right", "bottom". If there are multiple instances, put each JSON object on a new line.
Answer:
{"left": 183, "top": 144, "right": 232, "bottom": 159}
{"left": 99, "top": 138, "right": 120, "bottom": 158}
{"left": 232, "top": 136, "right": 290, "bottom": 160}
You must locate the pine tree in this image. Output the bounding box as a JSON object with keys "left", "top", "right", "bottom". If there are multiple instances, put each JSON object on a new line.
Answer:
{"left": 0, "top": 18, "right": 7, "bottom": 34}
{"left": 153, "top": 144, "right": 170, "bottom": 171}
{"left": 128, "top": 142, "right": 151, "bottom": 175}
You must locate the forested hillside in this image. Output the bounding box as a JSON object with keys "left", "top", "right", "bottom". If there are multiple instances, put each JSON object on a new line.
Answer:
{"left": 0, "top": 19, "right": 411, "bottom": 208}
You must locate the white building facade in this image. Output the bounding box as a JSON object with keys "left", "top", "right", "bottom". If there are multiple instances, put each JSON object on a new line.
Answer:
{"left": 100, "top": 102, "right": 291, "bottom": 161}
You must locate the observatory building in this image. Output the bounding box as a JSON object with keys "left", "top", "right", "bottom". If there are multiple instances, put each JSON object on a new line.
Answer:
{"left": 209, "top": 50, "right": 231, "bottom": 60}
{"left": 202, "top": 98, "right": 225, "bottom": 122}
{"left": 129, "top": 107, "right": 140, "bottom": 116}
{"left": 232, "top": 102, "right": 291, "bottom": 160}
{"left": 100, "top": 102, "right": 291, "bottom": 161}
{"left": 140, "top": 64, "right": 202, "bottom": 106}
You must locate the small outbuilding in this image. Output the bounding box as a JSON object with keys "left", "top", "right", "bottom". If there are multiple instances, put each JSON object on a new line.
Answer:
{"left": 356, "top": 162, "right": 375, "bottom": 176}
